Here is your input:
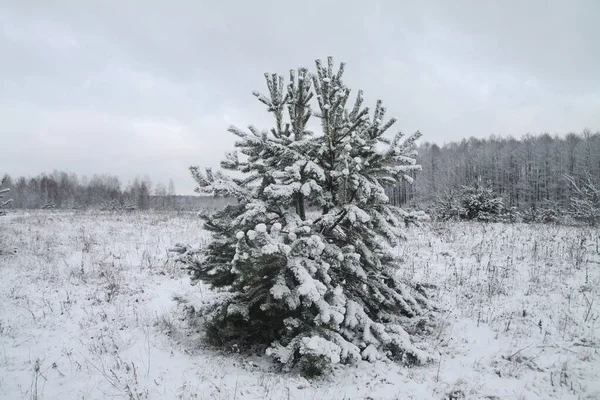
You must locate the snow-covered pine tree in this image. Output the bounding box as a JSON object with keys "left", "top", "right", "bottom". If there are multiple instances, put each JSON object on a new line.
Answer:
{"left": 459, "top": 182, "right": 504, "bottom": 222}
{"left": 183, "top": 58, "right": 435, "bottom": 376}
{"left": 0, "top": 175, "right": 12, "bottom": 216}
{"left": 434, "top": 190, "right": 463, "bottom": 221}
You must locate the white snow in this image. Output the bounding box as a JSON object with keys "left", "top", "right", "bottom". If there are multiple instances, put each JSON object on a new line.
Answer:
{"left": 0, "top": 211, "right": 599, "bottom": 399}
{"left": 261, "top": 243, "right": 279, "bottom": 255}
{"left": 255, "top": 223, "right": 267, "bottom": 233}
{"left": 300, "top": 182, "right": 312, "bottom": 196}
{"left": 361, "top": 344, "right": 379, "bottom": 362}
{"left": 270, "top": 282, "right": 291, "bottom": 299}
{"left": 300, "top": 336, "right": 341, "bottom": 364}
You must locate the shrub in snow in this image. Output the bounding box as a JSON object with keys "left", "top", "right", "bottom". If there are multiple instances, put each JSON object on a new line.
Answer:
{"left": 181, "top": 57, "right": 435, "bottom": 376}
{"left": 500, "top": 206, "right": 521, "bottom": 223}
{"left": 540, "top": 206, "right": 560, "bottom": 224}
{"left": 0, "top": 175, "right": 12, "bottom": 216}
{"left": 433, "top": 190, "right": 463, "bottom": 222}
{"left": 434, "top": 183, "right": 508, "bottom": 223}
{"left": 99, "top": 199, "right": 122, "bottom": 211}
{"left": 522, "top": 201, "right": 561, "bottom": 224}
{"left": 459, "top": 183, "right": 504, "bottom": 222}
{"left": 521, "top": 207, "right": 538, "bottom": 224}
{"left": 435, "top": 183, "right": 504, "bottom": 222}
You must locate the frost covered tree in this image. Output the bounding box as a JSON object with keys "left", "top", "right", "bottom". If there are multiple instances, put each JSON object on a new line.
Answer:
{"left": 455, "top": 182, "right": 504, "bottom": 222}
{"left": 521, "top": 200, "right": 561, "bottom": 224}
{"left": 182, "top": 58, "right": 434, "bottom": 376}
{"left": 434, "top": 183, "right": 504, "bottom": 222}
{"left": 566, "top": 174, "right": 600, "bottom": 226}
{"left": 0, "top": 175, "right": 12, "bottom": 216}
{"left": 433, "top": 190, "right": 463, "bottom": 221}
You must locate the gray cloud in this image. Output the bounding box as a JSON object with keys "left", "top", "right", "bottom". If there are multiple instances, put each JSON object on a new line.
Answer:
{"left": 1, "top": 0, "right": 599, "bottom": 194}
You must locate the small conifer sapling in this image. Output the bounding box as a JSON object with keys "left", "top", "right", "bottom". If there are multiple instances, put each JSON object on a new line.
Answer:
{"left": 181, "top": 57, "right": 435, "bottom": 376}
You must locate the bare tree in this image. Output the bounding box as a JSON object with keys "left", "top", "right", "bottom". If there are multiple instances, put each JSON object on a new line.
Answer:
{"left": 565, "top": 174, "right": 600, "bottom": 226}
{"left": 154, "top": 183, "right": 167, "bottom": 196}
{"left": 0, "top": 175, "right": 12, "bottom": 215}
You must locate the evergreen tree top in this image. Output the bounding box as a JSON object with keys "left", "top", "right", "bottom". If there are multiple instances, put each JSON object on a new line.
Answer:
{"left": 191, "top": 57, "right": 423, "bottom": 222}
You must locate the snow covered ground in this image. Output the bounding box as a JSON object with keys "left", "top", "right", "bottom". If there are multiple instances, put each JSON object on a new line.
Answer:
{"left": 0, "top": 210, "right": 598, "bottom": 399}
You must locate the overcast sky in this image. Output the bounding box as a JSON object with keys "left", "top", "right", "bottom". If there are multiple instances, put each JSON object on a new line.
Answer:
{"left": 2, "top": 1, "right": 599, "bottom": 194}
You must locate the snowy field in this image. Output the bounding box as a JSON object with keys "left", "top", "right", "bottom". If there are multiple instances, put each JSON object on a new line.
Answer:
{"left": 0, "top": 210, "right": 599, "bottom": 400}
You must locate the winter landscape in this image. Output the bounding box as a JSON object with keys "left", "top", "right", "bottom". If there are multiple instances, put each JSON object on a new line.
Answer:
{"left": 0, "top": 210, "right": 598, "bottom": 399}
{"left": 2, "top": 2, "right": 600, "bottom": 400}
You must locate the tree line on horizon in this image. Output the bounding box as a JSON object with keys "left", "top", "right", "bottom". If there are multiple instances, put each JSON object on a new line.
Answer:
{"left": 0, "top": 170, "right": 237, "bottom": 211}
{"left": 0, "top": 171, "right": 170, "bottom": 210}
{"left": 3, "top": 129, "right": 599, "bottom": 217}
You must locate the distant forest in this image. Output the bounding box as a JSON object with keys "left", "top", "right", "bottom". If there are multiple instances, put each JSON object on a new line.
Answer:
{"left": 0, "top": 172, "right": 231, "bottom": 211}
{"left": 3, "top": 130, "right": 599, "bottom": 214}
{"left": 387, "top": 129, "right": 600, "bottom": 212}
